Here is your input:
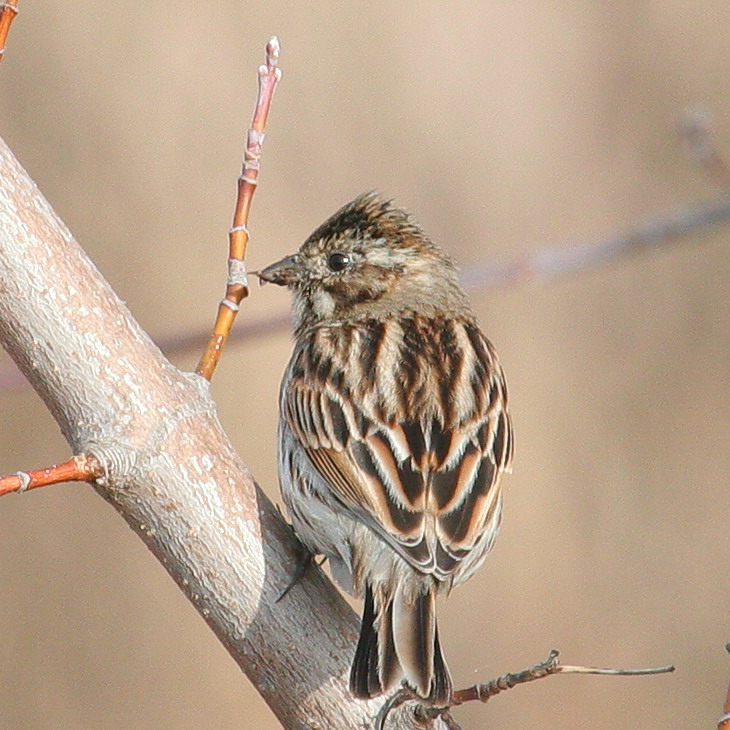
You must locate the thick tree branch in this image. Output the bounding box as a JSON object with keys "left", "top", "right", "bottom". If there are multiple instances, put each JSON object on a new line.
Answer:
{"left": 0, "top": 137, "right": 448, "bottom": 729}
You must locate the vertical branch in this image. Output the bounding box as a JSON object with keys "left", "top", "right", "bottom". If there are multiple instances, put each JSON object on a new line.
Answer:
{"left": 196, "top": 36, "right": 282, "bottom": 380}
{"left": 0, "top": 0, "right": 19, "bottom": 66}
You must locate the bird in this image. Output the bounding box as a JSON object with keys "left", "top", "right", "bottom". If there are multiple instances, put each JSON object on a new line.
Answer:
{"left": 257, "top": 192, "right": 513, "bottom": 706}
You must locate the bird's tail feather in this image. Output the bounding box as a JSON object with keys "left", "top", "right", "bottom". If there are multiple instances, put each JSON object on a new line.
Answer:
{"left": 350, "top": 583, "right": 452, "bottom": 705}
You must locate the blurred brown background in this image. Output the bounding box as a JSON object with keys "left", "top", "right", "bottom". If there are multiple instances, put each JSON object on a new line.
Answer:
{"left": 0, "top": 3, "right": 728, "bottom": 729}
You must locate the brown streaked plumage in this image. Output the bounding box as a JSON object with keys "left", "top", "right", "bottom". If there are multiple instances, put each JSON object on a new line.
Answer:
{"left": 259, "top": 192, "right": 513, "bottom": 706}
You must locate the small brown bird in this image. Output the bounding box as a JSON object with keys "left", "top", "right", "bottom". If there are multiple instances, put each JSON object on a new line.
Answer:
{"left": 259, "top": 192, "right": 513, "bottom": 706}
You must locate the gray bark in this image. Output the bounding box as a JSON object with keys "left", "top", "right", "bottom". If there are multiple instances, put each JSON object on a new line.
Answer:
{"left": 0, "top": 137, "right": 453, "bottom": 730}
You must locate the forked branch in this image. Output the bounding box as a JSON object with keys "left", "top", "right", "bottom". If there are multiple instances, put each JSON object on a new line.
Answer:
{"left": 0, "top": 37, "right": 282, "bottom": 498}
{"left": 0, "top": 40, "right": 448, "bottom": 730}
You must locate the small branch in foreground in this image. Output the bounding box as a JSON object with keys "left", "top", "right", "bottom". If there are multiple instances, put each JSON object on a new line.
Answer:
{"left": 0, "top": 0, "right": 19, "bottom": 66}
{"left": 375, "top": 649, "right": 675, "bottom": 730}
{"left": 195, "top": 36, "right": 282, "bottom": 381}
{"left": 0, "top": 453, "right": 103, "bottom": 496}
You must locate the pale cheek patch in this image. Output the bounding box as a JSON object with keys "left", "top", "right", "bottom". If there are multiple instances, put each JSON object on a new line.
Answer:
{"left": 311, "top": 288, "right": 336, "bottom": 318}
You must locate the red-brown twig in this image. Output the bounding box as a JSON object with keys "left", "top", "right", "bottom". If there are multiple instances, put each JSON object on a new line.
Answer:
{"left": 0, "top": 453, "right": 103, "bottom": 497}
{"left": 195, "top": 36, "right": 282, "bottom": 381}
{"left": 375, "top": 649, "right": 675, "bottom": 730}
{"left": 0, "top": 0, "right": 19, "bottom": 66}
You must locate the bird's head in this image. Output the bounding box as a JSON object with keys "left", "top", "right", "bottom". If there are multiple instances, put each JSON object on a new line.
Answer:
{"left": 257, "top": 192, "right": 470, "bottom": 331}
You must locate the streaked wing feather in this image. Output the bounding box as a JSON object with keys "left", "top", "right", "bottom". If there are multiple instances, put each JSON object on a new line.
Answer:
{"left": 284, "top": 318, "right": 513, "bottom": 579}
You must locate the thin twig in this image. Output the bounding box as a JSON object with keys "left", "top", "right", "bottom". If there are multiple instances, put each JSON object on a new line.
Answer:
{"left": 451, "top": 650, "right": 674, "bottom": 706}
{"left": 195, "top": 37, "right": 282, "bottom": 380}
{"left": 0, "top": 0, "right": 19, "bottom": 66}
{"left": 374, "top": 650, "right": 674, "bottom": 729}
{"left": 0, "top": 454, "right": 103, "bottom": 496}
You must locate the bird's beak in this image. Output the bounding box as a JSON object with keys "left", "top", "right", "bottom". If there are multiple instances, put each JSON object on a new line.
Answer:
{"left": 256, "top": 254, "right": 303, "bottom": 287}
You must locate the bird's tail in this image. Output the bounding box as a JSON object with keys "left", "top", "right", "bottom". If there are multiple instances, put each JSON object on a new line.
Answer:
{"left": 350, "top": 582, "right": 452, "bottom": 706}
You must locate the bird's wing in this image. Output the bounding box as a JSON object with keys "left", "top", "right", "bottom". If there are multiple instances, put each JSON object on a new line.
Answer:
{"left": 283, "top": 319, "right": 513, "bottom": 579}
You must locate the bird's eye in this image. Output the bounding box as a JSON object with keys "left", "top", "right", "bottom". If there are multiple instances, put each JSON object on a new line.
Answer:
{"left": 327, "top": 251, "right": 351, "bottom": 272}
